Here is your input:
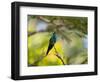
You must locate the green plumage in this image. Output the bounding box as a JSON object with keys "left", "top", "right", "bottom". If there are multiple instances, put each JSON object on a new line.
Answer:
{"left": 46, "top": 32, "right": 56, "bottom": 55}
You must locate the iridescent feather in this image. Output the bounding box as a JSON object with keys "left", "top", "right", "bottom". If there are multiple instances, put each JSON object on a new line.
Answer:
{"left": 46, "top": 32, "right": 56, "bottom": 55}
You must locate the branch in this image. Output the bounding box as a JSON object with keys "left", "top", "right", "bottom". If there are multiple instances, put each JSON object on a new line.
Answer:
{"left": 37, "top": 16, "right": 51, "bottom": 23}
{"left": 29, "top": 45, "right": 65, "bottom": 66}
{"left": 31, "top": 55, "right": 47, "bottom": 66}
{"left": 28, "top": 30, "right": 47, "bottom": 37}
{"left": 54, "top": 45, "right": 65, "bottom": 65}
{"left": 55, "top": 54, "right": 65, "bottom": 65}
{"left": 29, "top": 16, "right": 86, "bottom": 38}
{"left": 28, "top": 16, "right": 71, "bottom": 37}
{"left": 29, "top": 49, "right": 47, "bottom": 66}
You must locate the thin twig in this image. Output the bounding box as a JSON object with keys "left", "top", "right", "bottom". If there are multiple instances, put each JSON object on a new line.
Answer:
{"left": 29, "top": 49, "right": 47, "bottom": 66}
{"left": 54, "top": 45, "right": 65, "bottom": 65}
{"left": 32, "top": 55, "right": 47, "bottom": 66}
{"left": 37, "top": 16, "right": 51, "bottom": 23}
{"left": 28, "top": 16, "right": 69, "bottom": 37}
{"left": 28, "top": 30, "right": 47, "bottom": 37}
{"left": 55, "top": 54, "right": 65, "bottom": 65}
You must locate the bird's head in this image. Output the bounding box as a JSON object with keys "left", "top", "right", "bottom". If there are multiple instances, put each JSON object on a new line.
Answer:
{"left": 52, "top": 32, "right": 56, "bottom": 42}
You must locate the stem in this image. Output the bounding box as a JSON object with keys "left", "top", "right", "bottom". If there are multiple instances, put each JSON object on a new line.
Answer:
{"left": 28, "top": 30, "right": 47, "bottom": 37}
{"left": 37, "top": 16, "right": 51, "bottom": 23}
{"left": 56, "top": 54, "right": 65, "bottom": 65}
{"left": 31, "top": 55, "right": 47, "bottom": 66}
{"left": 29, "top": 49, "right": 47, "bottom": 66}
{"left": 28, "top": 16, "right": 68, "bottom": 37}
{"left": 54, "top": 45, "right": 65, "bottom": 65}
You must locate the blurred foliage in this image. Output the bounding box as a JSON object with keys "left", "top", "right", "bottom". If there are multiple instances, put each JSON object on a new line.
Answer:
{"left": 28, "top": 15, "right": 88, "bottom": 66}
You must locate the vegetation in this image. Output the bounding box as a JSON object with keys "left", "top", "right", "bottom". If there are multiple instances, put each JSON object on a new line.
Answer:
{"left": 28, "top": 15, "right": 88, "bottom": 66}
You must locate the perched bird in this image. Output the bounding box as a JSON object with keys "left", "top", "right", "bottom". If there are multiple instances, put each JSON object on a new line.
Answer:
{"left": 46, "top": 32, "right": 56, "bottom": 55}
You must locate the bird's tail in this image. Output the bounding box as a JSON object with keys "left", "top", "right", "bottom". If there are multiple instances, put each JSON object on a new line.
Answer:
{"left": 46, "top": 49, "right": 49, "bottom": 55}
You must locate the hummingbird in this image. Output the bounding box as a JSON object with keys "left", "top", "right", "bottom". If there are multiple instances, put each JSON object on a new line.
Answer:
{"left": 46, "top": 32, "right": 56, "bottom": 55}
